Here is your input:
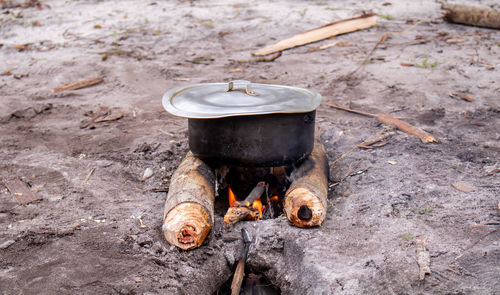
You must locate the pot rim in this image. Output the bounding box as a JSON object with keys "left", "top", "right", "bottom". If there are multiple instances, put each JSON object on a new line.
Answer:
{"left": 162, "top": 81, "right": 321, "bottom": 119}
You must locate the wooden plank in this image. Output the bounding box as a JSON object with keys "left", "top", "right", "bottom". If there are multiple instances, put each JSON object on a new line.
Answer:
{"left": 251, "top": 13, "right": 377, "bottom": 56}
{"left": 4, "top": 179, "right": 41, "bottom": 205}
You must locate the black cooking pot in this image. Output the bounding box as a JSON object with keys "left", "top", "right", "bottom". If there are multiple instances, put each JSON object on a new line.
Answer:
{"left": 163, "top": 80, "right": 321, "bottom": 166}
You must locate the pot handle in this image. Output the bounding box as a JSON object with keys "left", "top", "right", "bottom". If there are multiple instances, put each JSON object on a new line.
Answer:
{"left": 226, "top": 80, "right": 259, "bottom": 96}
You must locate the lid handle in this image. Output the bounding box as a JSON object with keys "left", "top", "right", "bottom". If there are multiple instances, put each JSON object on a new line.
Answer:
{"left": 226, "top": 80, "right": 259, "bottom": 96}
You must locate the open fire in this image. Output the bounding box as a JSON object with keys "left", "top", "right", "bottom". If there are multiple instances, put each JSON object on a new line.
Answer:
{"left": 223, "top": 173, "right": 286, "bottom": 228}
{"left": 162, "top": 138, "right": 328, "bottom": 250}
{"left": 228, "top": 185, "right": 264, "bottom": 219}
{"left": 227, "top": 184, "right": 274, "bottom": 221}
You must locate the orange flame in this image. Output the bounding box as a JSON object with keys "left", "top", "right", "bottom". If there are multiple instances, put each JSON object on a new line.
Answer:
{"left": 270, "top": 195, "right": 279, "bottom": 202}
{"left": 228, "top": 185, "right": 264, "bottom": 220}
{"left": 252, "top": 198, "right": 263, "bottom": 219}
{"left": 228, "top": 186, "right": 237, "bottom": 208}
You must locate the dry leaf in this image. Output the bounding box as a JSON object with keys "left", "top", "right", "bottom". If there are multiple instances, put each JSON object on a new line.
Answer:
{"left": 452, "top": 182, "right": 475, "bottom": 192}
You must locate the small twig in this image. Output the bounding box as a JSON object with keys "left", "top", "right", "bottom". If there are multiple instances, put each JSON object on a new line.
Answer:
{"left": 343, "top": 32, "right": 391, "bottom": 78}
{"left": 329, "top": 145, "right": 357, "bottom": 166}
{"left": 449, "top": 92, "right": 476, "bottom": 102}
{"left": 254, "top": 52, "right": 282, "bottom": 62}
{"left": 230, "top": 52, "right": 282, "bottom": 64}
{"left": 358, "top": 131, "right": 395, "bottom": 148}
{"left": 81, "top": 168, "right": 95, "bottom": 185}
{"left": 341, "top": 160, "right": 363, "bottom": 180}
{"left": 151, "top": 187, "right": 169, "bottom": 193}
{"left": 340, "top": 20, "right": 423, "bottom": 80}
{"left": 326, "top": 103, "right": 376, "bottom": 117}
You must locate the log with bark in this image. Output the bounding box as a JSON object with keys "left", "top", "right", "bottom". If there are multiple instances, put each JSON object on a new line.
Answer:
{"left": 443, "top": 4, "right": 500, "bottom": 30}
{"left": 162, "top": 152, "right": 215, "bottom": 250}
{"left": 284, "top": 138, "right": 329, "bottom": 228}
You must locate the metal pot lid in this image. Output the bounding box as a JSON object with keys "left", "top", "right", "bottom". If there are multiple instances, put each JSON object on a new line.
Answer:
{"left": 162, "top": 80, "right": 321, "bottom": 118}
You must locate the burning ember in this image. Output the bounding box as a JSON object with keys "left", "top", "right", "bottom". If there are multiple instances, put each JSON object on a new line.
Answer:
{"left": 224, "top": 178, "right": 285, "bottom": 228}
{"left": 226, "top": 184, "right": 264, "bottom": 223}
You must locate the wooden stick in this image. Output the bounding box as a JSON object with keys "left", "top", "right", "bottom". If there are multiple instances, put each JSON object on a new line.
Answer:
{"left": 162, "top": 152, "right": 215, "bottom": 250}
{"left": 284, "top": 138, "right": 329, "bottom": 228}
{"left": 231, "top": 228, "right": 252, "bottom": 295}
{"left": 376, "top": 113, "right": 437, "bottom": 143}
{"left": 252, "top": 13, "right": 376, "bottom": 56}
{"left": 326, "top": 104, "right": 437, "bottom": 143}
{"left": 50, "top": 77, "right": 104, "bottom": 93}
{"left": 443, "top": 4, "right": 500, "bottom": 29}
{"left": 326, "top": 103, "right": 376, "bottom": 117}
{"left": 231, "top": 259, "right": 245, "bottom": 295}
{"left": 237, "top": 181, "right": 265, "bottom": 207}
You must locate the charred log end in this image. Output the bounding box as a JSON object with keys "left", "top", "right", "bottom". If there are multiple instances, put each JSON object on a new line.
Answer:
{"left": 298, "top": 205, "right": 313, "bottom": 221}
{"left": 163, "top": 202, "right": 211, "bottom": 250}
{"left": 284, "top": 187, "right": 325, "bottom": 228}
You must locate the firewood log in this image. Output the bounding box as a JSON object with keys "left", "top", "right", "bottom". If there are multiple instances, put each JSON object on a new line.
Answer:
{"left": 443, "top": 4, "right": 500, "bottom": 29}
{"left": 162, "top": 152, "right": 215, "bottom": 250}
{"left": 284, "top": 138, "right": 329, "bottom": 228}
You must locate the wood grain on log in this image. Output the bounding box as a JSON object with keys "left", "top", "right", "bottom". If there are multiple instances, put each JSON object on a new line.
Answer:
{"left": 162, "top": 152, "right": 215, "bottom": 250}
{"left": 284, "top": 138, "right": 329, "bottom": 228}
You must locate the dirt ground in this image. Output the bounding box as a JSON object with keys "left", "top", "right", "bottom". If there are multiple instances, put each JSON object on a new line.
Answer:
{"left": 1, "top": 0, "right": 499, "bottom": 294}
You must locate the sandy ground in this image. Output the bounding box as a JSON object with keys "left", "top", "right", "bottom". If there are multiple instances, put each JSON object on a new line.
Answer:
{"left": 1, "top": 0, "right": 499, "bottom": 294}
